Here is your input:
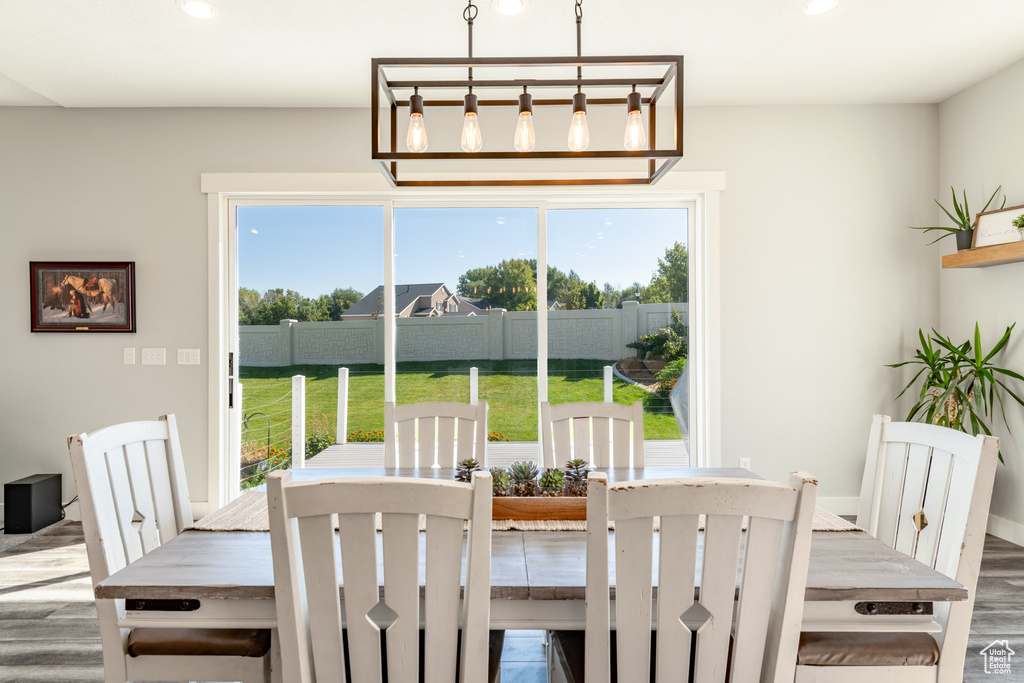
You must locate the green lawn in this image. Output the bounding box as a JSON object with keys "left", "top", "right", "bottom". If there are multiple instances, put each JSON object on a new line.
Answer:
{"left": 239, "top": 359, "right": 680, "bottom": 452}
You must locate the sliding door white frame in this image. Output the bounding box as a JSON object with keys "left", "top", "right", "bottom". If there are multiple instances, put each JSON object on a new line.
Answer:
{"left": 203, "top": 172, "right": 724, "bottom": 511}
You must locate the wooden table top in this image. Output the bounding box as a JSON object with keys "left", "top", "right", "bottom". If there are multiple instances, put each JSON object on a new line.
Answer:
{"left": 96, "top": 467, "right": 967, "bottom": 604}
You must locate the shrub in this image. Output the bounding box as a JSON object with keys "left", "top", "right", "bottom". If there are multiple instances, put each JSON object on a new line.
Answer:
{"left": 240, "top": 445, "right": 291, "bottom": 490}
{"left": 627, "top": 308, "right": 688, "bottom": 361}
{"left": 305, "top": 432, "right": 333, "bottom": 458}
{"left": 654, "top": 358, "right": 687, "bottom": 398}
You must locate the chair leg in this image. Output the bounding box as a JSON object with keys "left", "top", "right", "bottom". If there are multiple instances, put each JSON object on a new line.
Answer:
{"left": 269, "top": 628, "right": 283, "bottom": 683}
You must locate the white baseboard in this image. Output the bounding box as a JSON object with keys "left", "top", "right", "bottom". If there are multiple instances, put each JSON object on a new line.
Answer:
{"left": 816, "top": 496, "right": 860, "bottom": 517}
{"left": 987, "top": 514, "right": 1024, "bottom": 546}
{"left": 191, "top": 501, "right": 210, "bottom": 520}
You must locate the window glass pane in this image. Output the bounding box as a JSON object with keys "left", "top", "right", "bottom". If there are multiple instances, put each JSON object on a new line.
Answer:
{"left": 546, "top": 207, "right": 689, "bottom": 464}
{"left": 394, "top": 208, "right": 539, "bottom": 449}
{"left": 236, "top": 205, "right": 384, "bottom": 487}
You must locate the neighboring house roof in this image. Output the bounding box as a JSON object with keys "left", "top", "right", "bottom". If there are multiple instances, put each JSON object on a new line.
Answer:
{"left": 343, "top": 283, "right": 448, "bottom": 317}
{"left": 458, "top": 296, "right": 493, "bottom": 313}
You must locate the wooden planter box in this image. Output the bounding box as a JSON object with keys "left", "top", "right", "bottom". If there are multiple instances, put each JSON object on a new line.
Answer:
{"left": 492, "top": 496, "right": 587, "bottom": 520}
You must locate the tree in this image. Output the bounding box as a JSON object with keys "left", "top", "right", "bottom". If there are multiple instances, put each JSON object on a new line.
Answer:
{"left": 238, "top": 287, "right": 261, "bottom": 325}
{"left": 644, "top": 242, "right": 688, "bottom": 304}
{"left": 457, "top": 267, "right": 495, "bottom": 298}
{"left": 602, "top": 282, "right": 621, "bottom": 309}
{"left": 560, "top": 276, "right": 604, "bottom": 310}
{"left": 483, "top": 259, "right": 537, "bottom": 311}
{"left": 329, "top": 287, "right": 363, "bottom": 319}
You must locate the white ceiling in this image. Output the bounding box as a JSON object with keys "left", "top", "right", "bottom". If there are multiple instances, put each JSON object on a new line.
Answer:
{"left": 1, "top": 0, "right": 1023, "bottom": 108}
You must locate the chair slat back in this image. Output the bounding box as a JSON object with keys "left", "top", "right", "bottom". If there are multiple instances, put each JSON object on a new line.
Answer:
{"left": 856, "top": 416, "right": 998, "bottom": 679}
{"left": 68, "top": 414, "right": 192, "bottom": 583}
{"left": 585, "top": 472, "right": 817, "bottom": 683}
{"left": 540, "top": 401, "right": 644, "bottom": 469}
{"left": 268, "top": 473, "right": 493, "bottom": 683}
{"left": 385, "top": 401, "right": 489, "bottom": 468}
{"left": 856, "top": 415, "right": 994, "bottom": 576}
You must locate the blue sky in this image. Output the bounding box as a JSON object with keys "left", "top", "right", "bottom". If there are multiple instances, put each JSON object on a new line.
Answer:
{"left": 237, "top": 205, "right": 686, "bottom": 298}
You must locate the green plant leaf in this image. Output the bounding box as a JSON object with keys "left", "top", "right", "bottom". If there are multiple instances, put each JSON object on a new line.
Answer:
{"left": 980, "top": 185, "right": 1003, "bottom": 214}
{"left": 983, "top": 324, "right": 1015, "bottom": 363}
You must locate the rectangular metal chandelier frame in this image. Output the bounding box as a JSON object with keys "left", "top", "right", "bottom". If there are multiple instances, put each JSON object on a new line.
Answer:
{"left": 371, "top": 55, "right": 684, "bottom": 187}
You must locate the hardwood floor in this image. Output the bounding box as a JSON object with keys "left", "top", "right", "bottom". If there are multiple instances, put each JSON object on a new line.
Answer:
{"left": 0, "top": 522, "right": 1021, "bottom": 682}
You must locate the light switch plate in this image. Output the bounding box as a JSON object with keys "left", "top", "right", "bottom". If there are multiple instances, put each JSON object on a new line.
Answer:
{"left": 123, "top": 347, "right": 136, "bottom": 365}
{"left": 177, "top": 349, "right": 201, "bottom": 365}
{"left": 141, "top": 348, "right": 166, "bottom": 366}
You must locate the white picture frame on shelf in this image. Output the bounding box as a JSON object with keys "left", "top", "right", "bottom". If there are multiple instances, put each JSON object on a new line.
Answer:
{"left": 973, "top": 204, "right": 1024, "bottom": 248}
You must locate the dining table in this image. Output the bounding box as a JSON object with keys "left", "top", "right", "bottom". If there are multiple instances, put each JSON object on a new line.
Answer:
{"left": 95, "top": 466, "right": 966, "bottom": 635}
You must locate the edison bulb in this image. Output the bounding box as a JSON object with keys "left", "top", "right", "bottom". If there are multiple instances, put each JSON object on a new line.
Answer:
{"left": 623, "top": 111, "right": 646, "bottom": 151}
{"left": 406, "top": 114, "right": 428, "bottom": 153}
{"left": 461, "top": 113, "right": 483, "bottom": 153}
{"left": 567, "top": 112, "right": 590, "bottom": 152}
{"left": 514, "top": 113, "right": 536, "bottom": 152}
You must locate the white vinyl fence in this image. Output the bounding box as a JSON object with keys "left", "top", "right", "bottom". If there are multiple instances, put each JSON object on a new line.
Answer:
{"left": 239, "top": 302, "right": 686, "bottom": 367}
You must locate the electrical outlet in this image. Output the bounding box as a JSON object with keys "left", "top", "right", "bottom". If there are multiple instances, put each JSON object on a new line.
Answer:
{"left": 141, "top": 348, "right": 166, "bottom": 366}
{"left": 177, "top": 349, "right": 201, "bottom": 365}
{"left": 123, "top": 347, "right": 136, "bottom": 365}
{"left": 739, "top": 458, "right": 751, "bottom": 471}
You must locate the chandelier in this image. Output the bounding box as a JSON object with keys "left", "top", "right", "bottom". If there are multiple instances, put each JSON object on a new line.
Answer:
{"left": 370, "top": 0, "right": 684, "bottom": 187}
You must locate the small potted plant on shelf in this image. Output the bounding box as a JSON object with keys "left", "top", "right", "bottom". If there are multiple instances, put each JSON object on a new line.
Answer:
{"left": 563, "top": 459, "right": 590, "bottom": 497}
{"left": 509, "top": 461, "right": 540, "bottom": 497}
{"left": 489, "top": 467, "right": 511, "bottom": 496}
{"left": 910, "top": 185, "right": 1004, "bottom": 251}
{"left": 1014, "top": 213, "right": 1024, "bottom": 240}
{"left": 455, "top": 458, "right": 481, "bottom": 482}
{"left": 539, "top": 468, "right": 566, "bottom": 496}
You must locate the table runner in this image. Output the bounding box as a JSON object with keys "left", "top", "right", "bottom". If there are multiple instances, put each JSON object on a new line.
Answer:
{"left": 190, "top": 490, "right": 860, "bottom": 532}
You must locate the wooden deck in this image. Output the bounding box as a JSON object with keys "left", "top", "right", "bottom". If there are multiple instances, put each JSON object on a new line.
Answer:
{"left": 309, "top": 439, "right": 689, "bottom": 469}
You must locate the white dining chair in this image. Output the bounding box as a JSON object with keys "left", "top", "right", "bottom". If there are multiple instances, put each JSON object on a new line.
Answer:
{"left": 267, "top": 470, "right": 495, "bottom": 683}
{"left": 550, "top": 471, "right": 818, "bottom": 683}
{"left": 795, "top": 415, "right": 999, "bottom": 683}
{"left": 384, "top": 400, "right": 489, "bottom": 467}
{"left": 68, "top": 414, "right": 272, "bottom": 683}
{"left": 539, "top": 401, "right": 644, "bottom": 469}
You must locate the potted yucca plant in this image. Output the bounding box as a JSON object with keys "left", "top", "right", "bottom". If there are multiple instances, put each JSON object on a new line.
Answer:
{"left": 889, "top": 324, "right": 1024, "bottom": 462}
{"left": 910, "top": 186, "right": 1004, "bottom": 251}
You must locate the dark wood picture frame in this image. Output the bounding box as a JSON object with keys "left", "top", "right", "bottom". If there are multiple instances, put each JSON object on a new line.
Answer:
{"left": 30, "top": 261, "right": 136, "bottom": 333}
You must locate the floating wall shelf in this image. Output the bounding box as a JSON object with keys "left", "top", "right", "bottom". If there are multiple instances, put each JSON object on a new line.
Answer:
{"left": 942, "top": 241, "right": 1024, "bottom": 269}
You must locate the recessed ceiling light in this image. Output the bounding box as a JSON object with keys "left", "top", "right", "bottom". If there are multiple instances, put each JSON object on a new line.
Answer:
{"left": 492, "top": 0, "right": 529, "bottom": 16}
{"left": 803, "top": 0, "right": 837, "bottom": 15}
{"left": 179, "top": 0, "right": 217, "bottom": 19}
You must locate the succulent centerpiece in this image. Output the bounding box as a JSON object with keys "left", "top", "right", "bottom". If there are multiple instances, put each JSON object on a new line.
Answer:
{"left": 455, "top": 458, "right": 482, "bottom": 483}
{"left": 539, "top": 468, "right": 565, "bottom": 496}
{"left": 509, "top": 461, "right": 540, "bottom": 497}
{"left": 564, "top": 459, "right": 590, "bottom": 497}
{"left": 489, "top": 467, "right": 511, "bottom": 496}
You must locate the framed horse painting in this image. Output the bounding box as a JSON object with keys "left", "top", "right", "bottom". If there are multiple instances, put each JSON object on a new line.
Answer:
{"left": 30, "top": 261, "right": 136, "bottom": 332}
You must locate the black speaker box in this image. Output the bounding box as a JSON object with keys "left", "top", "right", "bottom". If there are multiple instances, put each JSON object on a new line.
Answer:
{"left": 4, "top": 473, "right": 63, "bottom": 534}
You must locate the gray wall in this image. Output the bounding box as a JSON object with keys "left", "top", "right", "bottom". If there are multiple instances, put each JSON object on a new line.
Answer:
{"left": 0, "top": 103, "right": 939, "bottom": 518}
{"left": 938, "top": 56, "right": 1024, "bottom": 543}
